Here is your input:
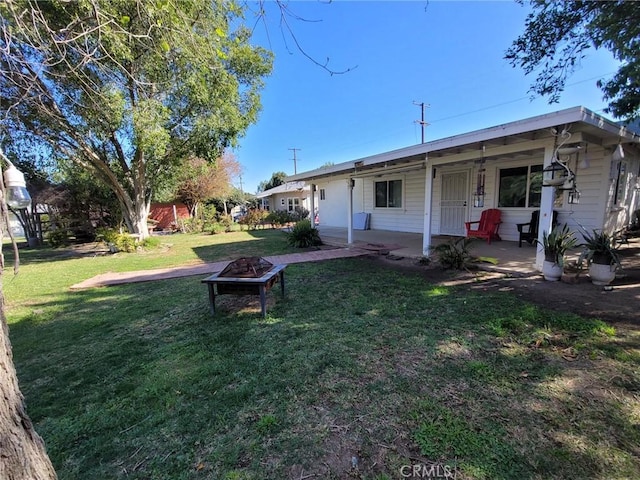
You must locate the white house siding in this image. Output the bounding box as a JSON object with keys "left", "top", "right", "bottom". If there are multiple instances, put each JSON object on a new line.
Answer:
{"left": 431, "top": 147, "right": 621, "bottom": 243}
{"left": 560, "top": 145, "right": 609, "bottom": 238}
{"left": 603, "top": 146, "right": 640, "bottom": 234}
{"left": 271, "top": 191, "right": 309, "bottom": 212}
{"left": 315, "top": 177, "right": 364, "bottom": 227}
{"left": 360, "top": 173, "right": 425, "bottom": 233}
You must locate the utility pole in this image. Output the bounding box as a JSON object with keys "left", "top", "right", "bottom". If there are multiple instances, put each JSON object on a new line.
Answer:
{"left": 289, "top": 148, "right": 301, "bottom": 174}
{"left": 413, "top": 101, "right": 430, "bottom": 144}
{"left": 238, "top": 174, "right": 244, "bottom": 194}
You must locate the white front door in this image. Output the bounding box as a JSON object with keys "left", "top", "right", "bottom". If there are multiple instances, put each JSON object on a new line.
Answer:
{"left": 440, "top": 171, "right": 468, "bottom": 236}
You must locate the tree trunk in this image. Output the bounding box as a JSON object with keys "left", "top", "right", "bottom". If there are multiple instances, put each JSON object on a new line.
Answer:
{"left": 119, "top": 192, "right": 150, "bottom": 240}
{"left": 1, "top": 279, "right": 57, "bottom": 479}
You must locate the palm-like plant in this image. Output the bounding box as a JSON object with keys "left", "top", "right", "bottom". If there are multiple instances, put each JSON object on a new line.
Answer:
{"left": 537, "top": 224, "right": 577, "bottom": 266}
{"left": 578, "top": 229, "right": 623, "bottom": 268}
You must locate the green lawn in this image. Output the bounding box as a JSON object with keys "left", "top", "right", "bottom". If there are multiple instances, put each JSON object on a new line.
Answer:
{"left": 5, "top": 231, "right": 640, "bottom": 479}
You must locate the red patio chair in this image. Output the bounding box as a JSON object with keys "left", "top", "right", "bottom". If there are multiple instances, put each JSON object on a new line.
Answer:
{"left": 465, "top": 208, "right": 502, "bottom": 244}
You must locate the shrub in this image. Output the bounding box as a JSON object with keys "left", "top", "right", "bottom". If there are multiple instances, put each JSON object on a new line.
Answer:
{"left": 218, "top": 214, "right": 234, "bottom": 232}
{"left": 266, "top": 210, "right": 292, "bottom": 227}
{"left": 210, "top": 223, "right": 225, "bottom": 235}
{"left": 114, "top": 234, "right": 137, "bottom": 253}
{"left": 240, "top": 209, "right": 268, "bottom": 229}
{"left": 46, "top": 229, "right": 70, "bottom": 248}
{"left": 181, "top": 217, "right": 203, "bottom": 234}
{"left": 432, "top": 237, "right": 475, "bottom": 270}
{"left": 290, "top": 206, "right": 309, "bottom": 222}
{"left": 96, "top": 227, "right": 136, "bottom": 253}
{"left": 96, "top": 227, "right": 119, "bottom": 244}
{"left": 287, "top": 220, "right": 322, "bottom": 248}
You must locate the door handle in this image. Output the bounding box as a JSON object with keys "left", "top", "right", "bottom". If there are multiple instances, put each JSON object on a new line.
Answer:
{"left": 463, "top": 201, "right": 467, "bottom": 207}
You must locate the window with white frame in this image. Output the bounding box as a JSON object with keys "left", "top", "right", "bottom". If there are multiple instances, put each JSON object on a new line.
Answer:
{"left": 287, "top": 197, "right": 300, "bottom": 212}
{"left": 375, "top": 179, "right": 402, "bottom": 208}
{"left": 498, "top": 165, "right": 543, "bottom": 208}
{"left": 320, "top": 188, "right": 326, "bottom": 200}
{"left": 498, "top": 164, "right": 564, "bottom": 208}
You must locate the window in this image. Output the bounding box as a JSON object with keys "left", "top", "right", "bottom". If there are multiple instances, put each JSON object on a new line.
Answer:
{"left": 499, "top": 165, "right": 565, "bottom": 208}
{"left": 287, "top": 197, "right": 300, "bottom": 212}
{"left": 375, "top": 179, "right": 402, "bottom": 208}
{"left": 280, "top": 198, "right": 285, "bottom": 206}
{"left": 320, "top": 188, "right": 326, "bottom": 200}
{"left": 498, "top": 165, "right": 543, "bottom": 208}
{"left": 613, "top": 161, "right": 628, "bottom": 206}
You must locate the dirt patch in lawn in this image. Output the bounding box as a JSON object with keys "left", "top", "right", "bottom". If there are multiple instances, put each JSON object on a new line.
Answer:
{"left": 373, "top": 236, "right": 640, "bottom": 328}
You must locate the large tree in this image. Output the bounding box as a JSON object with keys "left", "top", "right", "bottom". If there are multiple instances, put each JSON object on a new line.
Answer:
{"left": 175, "top": 152, "right": 241, "bottom": 218}
{"left": 0, "top": 0, "right": 273, "bottom": 239}
{"left": 1, "top": 149, "right": 57, "bottom": 478}
{"left": 506, "top": 0, "right": 640, "bottom": 121}
{"left": 256, "top": 171, "right": 287, "bottom": 193}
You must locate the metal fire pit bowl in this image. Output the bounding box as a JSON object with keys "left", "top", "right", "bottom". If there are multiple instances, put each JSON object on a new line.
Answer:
{"left": 218, "top": 256, "right": 274, "bottom": 278}
{"left": 202, "top": 257, "right": 286, "bottom": 318}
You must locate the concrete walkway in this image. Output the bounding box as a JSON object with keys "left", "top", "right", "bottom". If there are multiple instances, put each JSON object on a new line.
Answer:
{"left": 70, "top": 247, "right": 372, "bottom": 289}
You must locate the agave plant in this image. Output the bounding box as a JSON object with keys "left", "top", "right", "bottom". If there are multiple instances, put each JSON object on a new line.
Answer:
{"left": 536, "top": 224, "right": 577, "bottom": 266}
{"left": 578, "top": 229, "right": 623, "bottom": 268}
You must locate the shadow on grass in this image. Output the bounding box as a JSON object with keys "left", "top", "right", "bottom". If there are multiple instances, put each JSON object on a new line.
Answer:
{"left": 190, "top": 228, "right": 293, "bottom": 263}
{"left": 9, "top": 257, "right": 640, "bottom": 479}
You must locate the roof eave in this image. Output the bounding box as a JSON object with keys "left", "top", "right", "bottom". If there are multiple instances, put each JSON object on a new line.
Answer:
{"left": 287, "top": 106, "right": 640, "bottom": 182}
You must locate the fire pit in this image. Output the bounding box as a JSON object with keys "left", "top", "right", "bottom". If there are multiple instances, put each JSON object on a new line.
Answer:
{"left": 202, "top": 257, "right": 286, "bottom": 318}
{"left": 219, "top": 256, "right": 274, "bottom": 279}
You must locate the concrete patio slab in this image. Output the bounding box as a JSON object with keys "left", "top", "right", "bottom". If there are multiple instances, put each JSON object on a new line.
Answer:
{"left": 316, "top": 226, "right": 543, "bottom": 275}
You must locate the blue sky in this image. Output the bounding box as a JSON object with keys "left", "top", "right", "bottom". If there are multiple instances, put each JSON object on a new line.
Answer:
{"left": 234, "top": 1, "right": 620, "bottom": 193}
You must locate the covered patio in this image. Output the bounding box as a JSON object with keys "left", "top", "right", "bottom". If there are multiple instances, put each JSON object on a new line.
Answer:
{"left": 317, "top": 226, "right": 546, "bottom": 275}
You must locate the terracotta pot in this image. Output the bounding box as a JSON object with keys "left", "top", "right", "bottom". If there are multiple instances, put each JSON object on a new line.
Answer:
{"left": 542, "top": 260, "right": 563, "bottom": 281}
{"left": 589, "top": 263, "right": 616, "bottom": 286}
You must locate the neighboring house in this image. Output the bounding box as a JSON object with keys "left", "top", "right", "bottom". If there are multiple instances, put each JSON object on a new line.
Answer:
{"left": 255, "top": 181, "right": 315, "bottom": 214}
{"left": 287, "top": 106, "right": 640, "bottom": 269}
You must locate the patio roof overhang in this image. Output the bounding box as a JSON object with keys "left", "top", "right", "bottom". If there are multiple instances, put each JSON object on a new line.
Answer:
{"left": 286, "top": 106, "right": 640, "bottom": 183}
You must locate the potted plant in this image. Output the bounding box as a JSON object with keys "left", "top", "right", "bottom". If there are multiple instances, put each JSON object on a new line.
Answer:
{"left": 536, "top": 224, "right": 577, "bottom": 281}
{"left": 578, "top": 229, "right": 623, "bottom": 285}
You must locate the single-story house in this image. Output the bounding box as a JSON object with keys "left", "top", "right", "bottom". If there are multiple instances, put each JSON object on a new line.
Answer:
{"left": 287, "top": 106, "right": 640, "bottom": 269}
{"left": 255, "top": 181, "right": 316, "bottom": 215}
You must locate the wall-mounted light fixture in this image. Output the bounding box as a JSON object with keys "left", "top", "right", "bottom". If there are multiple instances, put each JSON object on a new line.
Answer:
{"left": 473, "top": 144, "right": 486, "bottom": 208}
{"left": 568, "top": 188, "right": 581, "bottom": 204}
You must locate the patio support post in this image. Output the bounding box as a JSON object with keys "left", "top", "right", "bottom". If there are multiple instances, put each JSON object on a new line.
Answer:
{"left": 347, "top": 178, "right": 354, "bottom": 245}
{"left": 536, "top": 143, "right": 556, "bottom": 270}
{"left": 309, "top": 183, "right": 316, "bottom": 225}
{"left": 423, "top": 161, "right": 434, "bottom": 255}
